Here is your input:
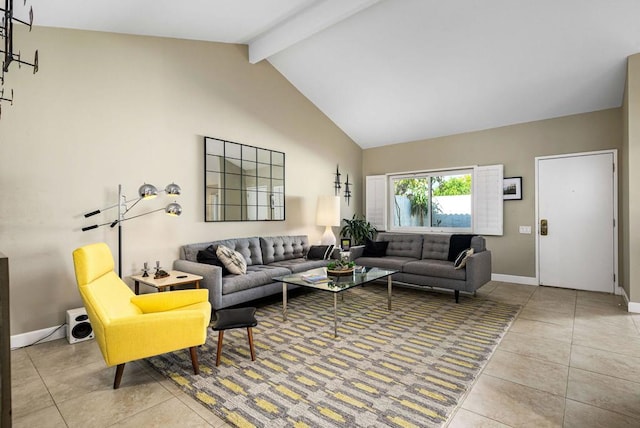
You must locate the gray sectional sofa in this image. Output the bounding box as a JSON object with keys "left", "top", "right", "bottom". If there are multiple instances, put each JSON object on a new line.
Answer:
{"left": 173, "top": 235, "right": 336, "bottom": 310}
{"left": 350, "top": 232, "right": 492, "bottom": 302}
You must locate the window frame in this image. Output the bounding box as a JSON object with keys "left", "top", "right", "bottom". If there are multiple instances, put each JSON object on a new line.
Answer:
{"left": 387, "top": 167, "right": 474, "bottom": 234}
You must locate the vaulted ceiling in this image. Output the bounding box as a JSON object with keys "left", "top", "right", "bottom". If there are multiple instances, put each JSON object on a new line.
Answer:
{"left": 23, "top": 0, "right": 640, "bottom": 148}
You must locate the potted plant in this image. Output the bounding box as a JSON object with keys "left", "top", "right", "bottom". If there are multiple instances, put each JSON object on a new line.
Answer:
{"left": 340, "top": 214, "right": 377, "bottom": 246}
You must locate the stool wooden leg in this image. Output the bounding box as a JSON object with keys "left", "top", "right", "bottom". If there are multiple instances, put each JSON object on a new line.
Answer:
{"left": 216, "top": 331, "right": 224, "bottom": 367}
{"left": 247, "top": 327, "right": 256, "bottom": 361}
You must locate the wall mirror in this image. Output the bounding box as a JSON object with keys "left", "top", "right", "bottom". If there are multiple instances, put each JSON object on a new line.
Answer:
{"left": 204, "top": 136, "right": 285, "bottom": 222}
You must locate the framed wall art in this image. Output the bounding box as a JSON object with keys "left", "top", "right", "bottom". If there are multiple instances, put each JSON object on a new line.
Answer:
{"left": 503, "top": 177, "right": 522, "bottom": 200}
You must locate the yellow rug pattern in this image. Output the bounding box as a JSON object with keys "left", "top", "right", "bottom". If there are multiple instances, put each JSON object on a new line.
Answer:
{"left": 146, "top": 285, "right": 519, "bottom": 427}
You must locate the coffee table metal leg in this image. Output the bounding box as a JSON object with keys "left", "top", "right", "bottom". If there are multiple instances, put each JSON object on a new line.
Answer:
{"left": 282, "top": 283, "right": 287, "bottom": 322}
{"left": 334, "top": 293, "right": 338, "bottom": 338}
{"left": 388, "top": 276, "right": 392, "bottom": 310}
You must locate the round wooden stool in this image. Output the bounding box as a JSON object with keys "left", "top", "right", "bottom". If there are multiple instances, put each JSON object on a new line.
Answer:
{"left": 211, "top": 307, "right": 257, "bottom": 366}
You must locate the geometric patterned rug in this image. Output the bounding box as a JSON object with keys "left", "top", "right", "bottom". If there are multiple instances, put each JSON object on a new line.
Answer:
{"left": 146, "top": 285, "right": 520, "bottom": 427}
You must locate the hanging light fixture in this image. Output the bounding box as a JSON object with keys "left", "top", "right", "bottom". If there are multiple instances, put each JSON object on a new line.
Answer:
{"left": 0, "top": 0, "right": 39, "bottom": 119}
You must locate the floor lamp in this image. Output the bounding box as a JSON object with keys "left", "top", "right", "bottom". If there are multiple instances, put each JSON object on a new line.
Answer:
{"left": 316, "top": 195, "right": 340, "bottom": 246}
{"left": 82, "top": 183, "right": 182, "bottom": 277}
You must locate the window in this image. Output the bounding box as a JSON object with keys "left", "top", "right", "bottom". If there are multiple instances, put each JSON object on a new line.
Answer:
{"left": 389, "top": 169, "right": 473, "bottom": 232}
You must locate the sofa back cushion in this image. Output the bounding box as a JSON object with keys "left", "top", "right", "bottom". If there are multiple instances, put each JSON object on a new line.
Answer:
{"left": 421, "top": 234, "right": 451, "bottom": 261}
{"left": 260, "top": 235, "right": 309, "bottom": 264}
{"left": 471, "top": 236, "right": 486, "bottom": 253}
{"left": 376, "top": 233, "right": 423, "bottom": 259}
{"left": 180, "top": 237, "right": 263, "bottom": 266}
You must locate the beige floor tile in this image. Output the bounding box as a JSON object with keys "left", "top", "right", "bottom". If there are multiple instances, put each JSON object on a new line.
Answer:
{"left": 566, "top": 367, "right": 640, "bottom": 420}
{"left": 509, "top": 318, "right": 573, "bottom": 343}
{"left": 572, "top": 326, "right": 640, "bottom": 358}
{"left": 518, "top": 306, "right": 574, "bottom": 328}
{"left": 563, "top": 399, "right": 640, "bottom": 428}
{"left": 111, "top": 397, "right": 212, "bottom": 427}
{"left": 173, "top": 388, "right": 232, "bottom": 428}
{"left": 530, "top": 286, "right": 577, "bottom": 301}
{"left": 12, "top": 404, "right": 67, "bottom": 428}
{"left": 483, "top": 349, "right": 568, "bottom": 396}
{"left": 498, "top": 331, "right": 571, "bottom": 365}
{"left": 447, "top": 408, "right": 510, "bottom": 427}
{"left": 11, "top": 352, "right": 40, "bottom": 383}
{"left": 42, "top": 359, "right": 154, "bottom": 403}
{"left": 11, "top": 376, "right": 55, "bottom": 419}
{"left": 523, "top": 300, "right": 576, "bottom": 317}
{"left": 462, "top": 375, "right": 565, "bottom": 427}
{"left": 576, "top": 291, "right": 625, "bottom": 307}
{"left": 56, "top": 379, "right": 173, "bottom": 428}
{"left": 570, "top": 344, "right": 640, "bottom": 383}
{"left": 25, "top": 338, "right": 103, "bottom": 376}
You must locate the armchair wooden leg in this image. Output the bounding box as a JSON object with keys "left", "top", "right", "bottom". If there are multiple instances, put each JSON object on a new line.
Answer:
{"left": 113, "top": 363, "right": 125, "bottom": 389}
{"left": 189, "top": 346, "right": 200, "bottom": 375}
{"left": 247, "top": 327, "right": 256, "bottom": 361}
{"left": 215, "top": 331, "right": 224, "bottom": 367}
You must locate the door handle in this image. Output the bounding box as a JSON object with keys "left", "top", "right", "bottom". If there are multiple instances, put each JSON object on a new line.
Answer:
{"left": 540, "top": 219, "right": 548, "bottom": 236}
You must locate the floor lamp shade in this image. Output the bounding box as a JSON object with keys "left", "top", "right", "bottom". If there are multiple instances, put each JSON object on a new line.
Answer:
{"left": 316, "top": 196, "right": 340, "bottom": 246}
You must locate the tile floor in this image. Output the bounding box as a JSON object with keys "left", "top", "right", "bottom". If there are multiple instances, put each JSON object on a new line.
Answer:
{"left": 10, "top": 281, "right": 640, "bottom": 427}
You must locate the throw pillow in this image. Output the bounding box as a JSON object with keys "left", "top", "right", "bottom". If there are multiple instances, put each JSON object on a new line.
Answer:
{"left": 196, "top": 245, "right": 230, "bottom": 275}
{"left": 216, "top": 245, "right": 247, "bottom": 275}
{"left": 306, "top": 244, "right": 335, "bottom": 260}
{"left": 454, "top": 248, "right": 474, "bottom": 269}
{"left": 363, "top": 238, "right": 389, "bottom": 257}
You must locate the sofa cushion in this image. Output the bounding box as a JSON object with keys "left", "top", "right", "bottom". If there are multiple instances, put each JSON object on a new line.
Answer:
{"left": 269, "top": 258, "right": 330, "bottom": 273}
{"left": 454, "top": 248, "right": 474, "bottom": 269}
{"left": 421, "top": 234, "right": 450, "bottom": 261}
{"left": 403, "top": 259, "right": 466, "bottom": 281}
{"left": 363, "top": 239, "right": 389, "bottom": 257}
{"left": 181, "top": 237, "right": 263, "bottom": 266}
{"left": 448, "top": 234, "right": 476, "bottom": 261}
{"left": 217, "top": 245, "right": 247, "bottom": 275}
{"left": 306, "top": 244, "right": 334, "bottom": 260}
{"left": 376, "top": 232, "right": 423, "bottom": 258}
{"left": 221, "top": 269, "right": 272, "bottom": 295}
{"left": 260, "top": 236, "right": 308, "bottom": 264}
{"left": 196, "top": 246, "right": 230, "bottom": 275}
{"left": 354, "top": 256, "right": 415, "bottom": 272}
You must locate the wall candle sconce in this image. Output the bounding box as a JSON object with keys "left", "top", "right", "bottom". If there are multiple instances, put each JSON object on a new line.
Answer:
{"left": 81, "top": 183, "right": 182, "bottom": 278}
{"left": 334, "top": 164, "right": 341, "bottom": 196}
{"left": 344, "top": 174, "right": 352, "bottom": 205}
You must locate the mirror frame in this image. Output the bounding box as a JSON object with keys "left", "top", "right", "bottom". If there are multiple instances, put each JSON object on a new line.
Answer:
{"left": 204, "top": 136, "right": 285, "bottom": 222}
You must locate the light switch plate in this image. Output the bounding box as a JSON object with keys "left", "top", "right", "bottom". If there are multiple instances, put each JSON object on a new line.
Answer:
{"left": 519, "top": 226, "right": 532, "bottom": 234}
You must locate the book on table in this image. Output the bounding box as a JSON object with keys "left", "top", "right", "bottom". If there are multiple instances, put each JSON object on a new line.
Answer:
{"left": 300, "top": 273, "right": 331, "bottom": 284}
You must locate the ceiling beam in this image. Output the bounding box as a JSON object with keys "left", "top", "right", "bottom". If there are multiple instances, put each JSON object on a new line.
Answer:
{"left": 248, "top": 0, "right": 383, "bottom": 64}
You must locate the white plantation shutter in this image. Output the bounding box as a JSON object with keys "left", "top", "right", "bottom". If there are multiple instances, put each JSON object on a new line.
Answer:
{"left": 473, "top": 164, "right": 503, "bottom": 235}
{"left": 365, "top": 175, "right": 387, "bottom": 231}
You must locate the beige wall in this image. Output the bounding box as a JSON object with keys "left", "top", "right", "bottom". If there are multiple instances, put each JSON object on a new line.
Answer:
{"left": 624, "top": 53, "right": 640, "bottom": 302}
{"left": 0, "top": 27, "right": 362, "bottom": 335}
{"left": 363, "top": 109, "right": 622, "bottom": 278}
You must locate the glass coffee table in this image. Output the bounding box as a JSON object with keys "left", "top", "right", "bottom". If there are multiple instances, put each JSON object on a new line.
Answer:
{"left": 274, "top": 267, "right": 397, "bottom": 337}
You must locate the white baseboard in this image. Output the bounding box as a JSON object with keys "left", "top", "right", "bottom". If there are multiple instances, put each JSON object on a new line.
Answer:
{"left": 621, "top": 288, "right": 640, "bottom": 314}
{"left": 11, "top": 324, "right": 67, "bottom": 350}
{"left": 491, "top": 274, "right": 538, "bottom": 286}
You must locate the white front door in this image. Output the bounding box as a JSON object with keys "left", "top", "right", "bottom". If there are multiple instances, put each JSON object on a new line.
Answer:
{"left": 537, "top": 151, "right": 616, "bottom": 292}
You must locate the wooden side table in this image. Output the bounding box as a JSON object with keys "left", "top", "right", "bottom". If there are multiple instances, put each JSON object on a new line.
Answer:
{"left": 130, "top": 270, "right": 203, "bottom": 295}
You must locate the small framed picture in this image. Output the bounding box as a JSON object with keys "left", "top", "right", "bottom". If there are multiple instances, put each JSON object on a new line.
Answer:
{"left": 340, "top": 238, "right": 351, "bottom": 251}
{"left": 503, "top": 177, "right": 522, "bottom": 200}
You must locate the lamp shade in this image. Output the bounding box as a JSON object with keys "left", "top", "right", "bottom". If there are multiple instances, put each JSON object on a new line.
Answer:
{"left": 138, "top": 183, "right": 158, "bottom": 199}
{"left": 316, "top": 196, "right": 340, "bottom": 227}
{"left": 165, "top": 183, "right": 181, "bottom": 196}
{"left": 165, "top": 202, "right": 182, "bottom": 216}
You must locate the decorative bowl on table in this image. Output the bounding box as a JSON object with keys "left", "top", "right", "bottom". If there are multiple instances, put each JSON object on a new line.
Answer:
{"left": 326, "top": 260, "right": 356, "bottom": 276}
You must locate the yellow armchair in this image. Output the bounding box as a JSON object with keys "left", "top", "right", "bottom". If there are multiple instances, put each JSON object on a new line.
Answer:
{"left": 72, "top": 242, "right": 211, "bottom": 389}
